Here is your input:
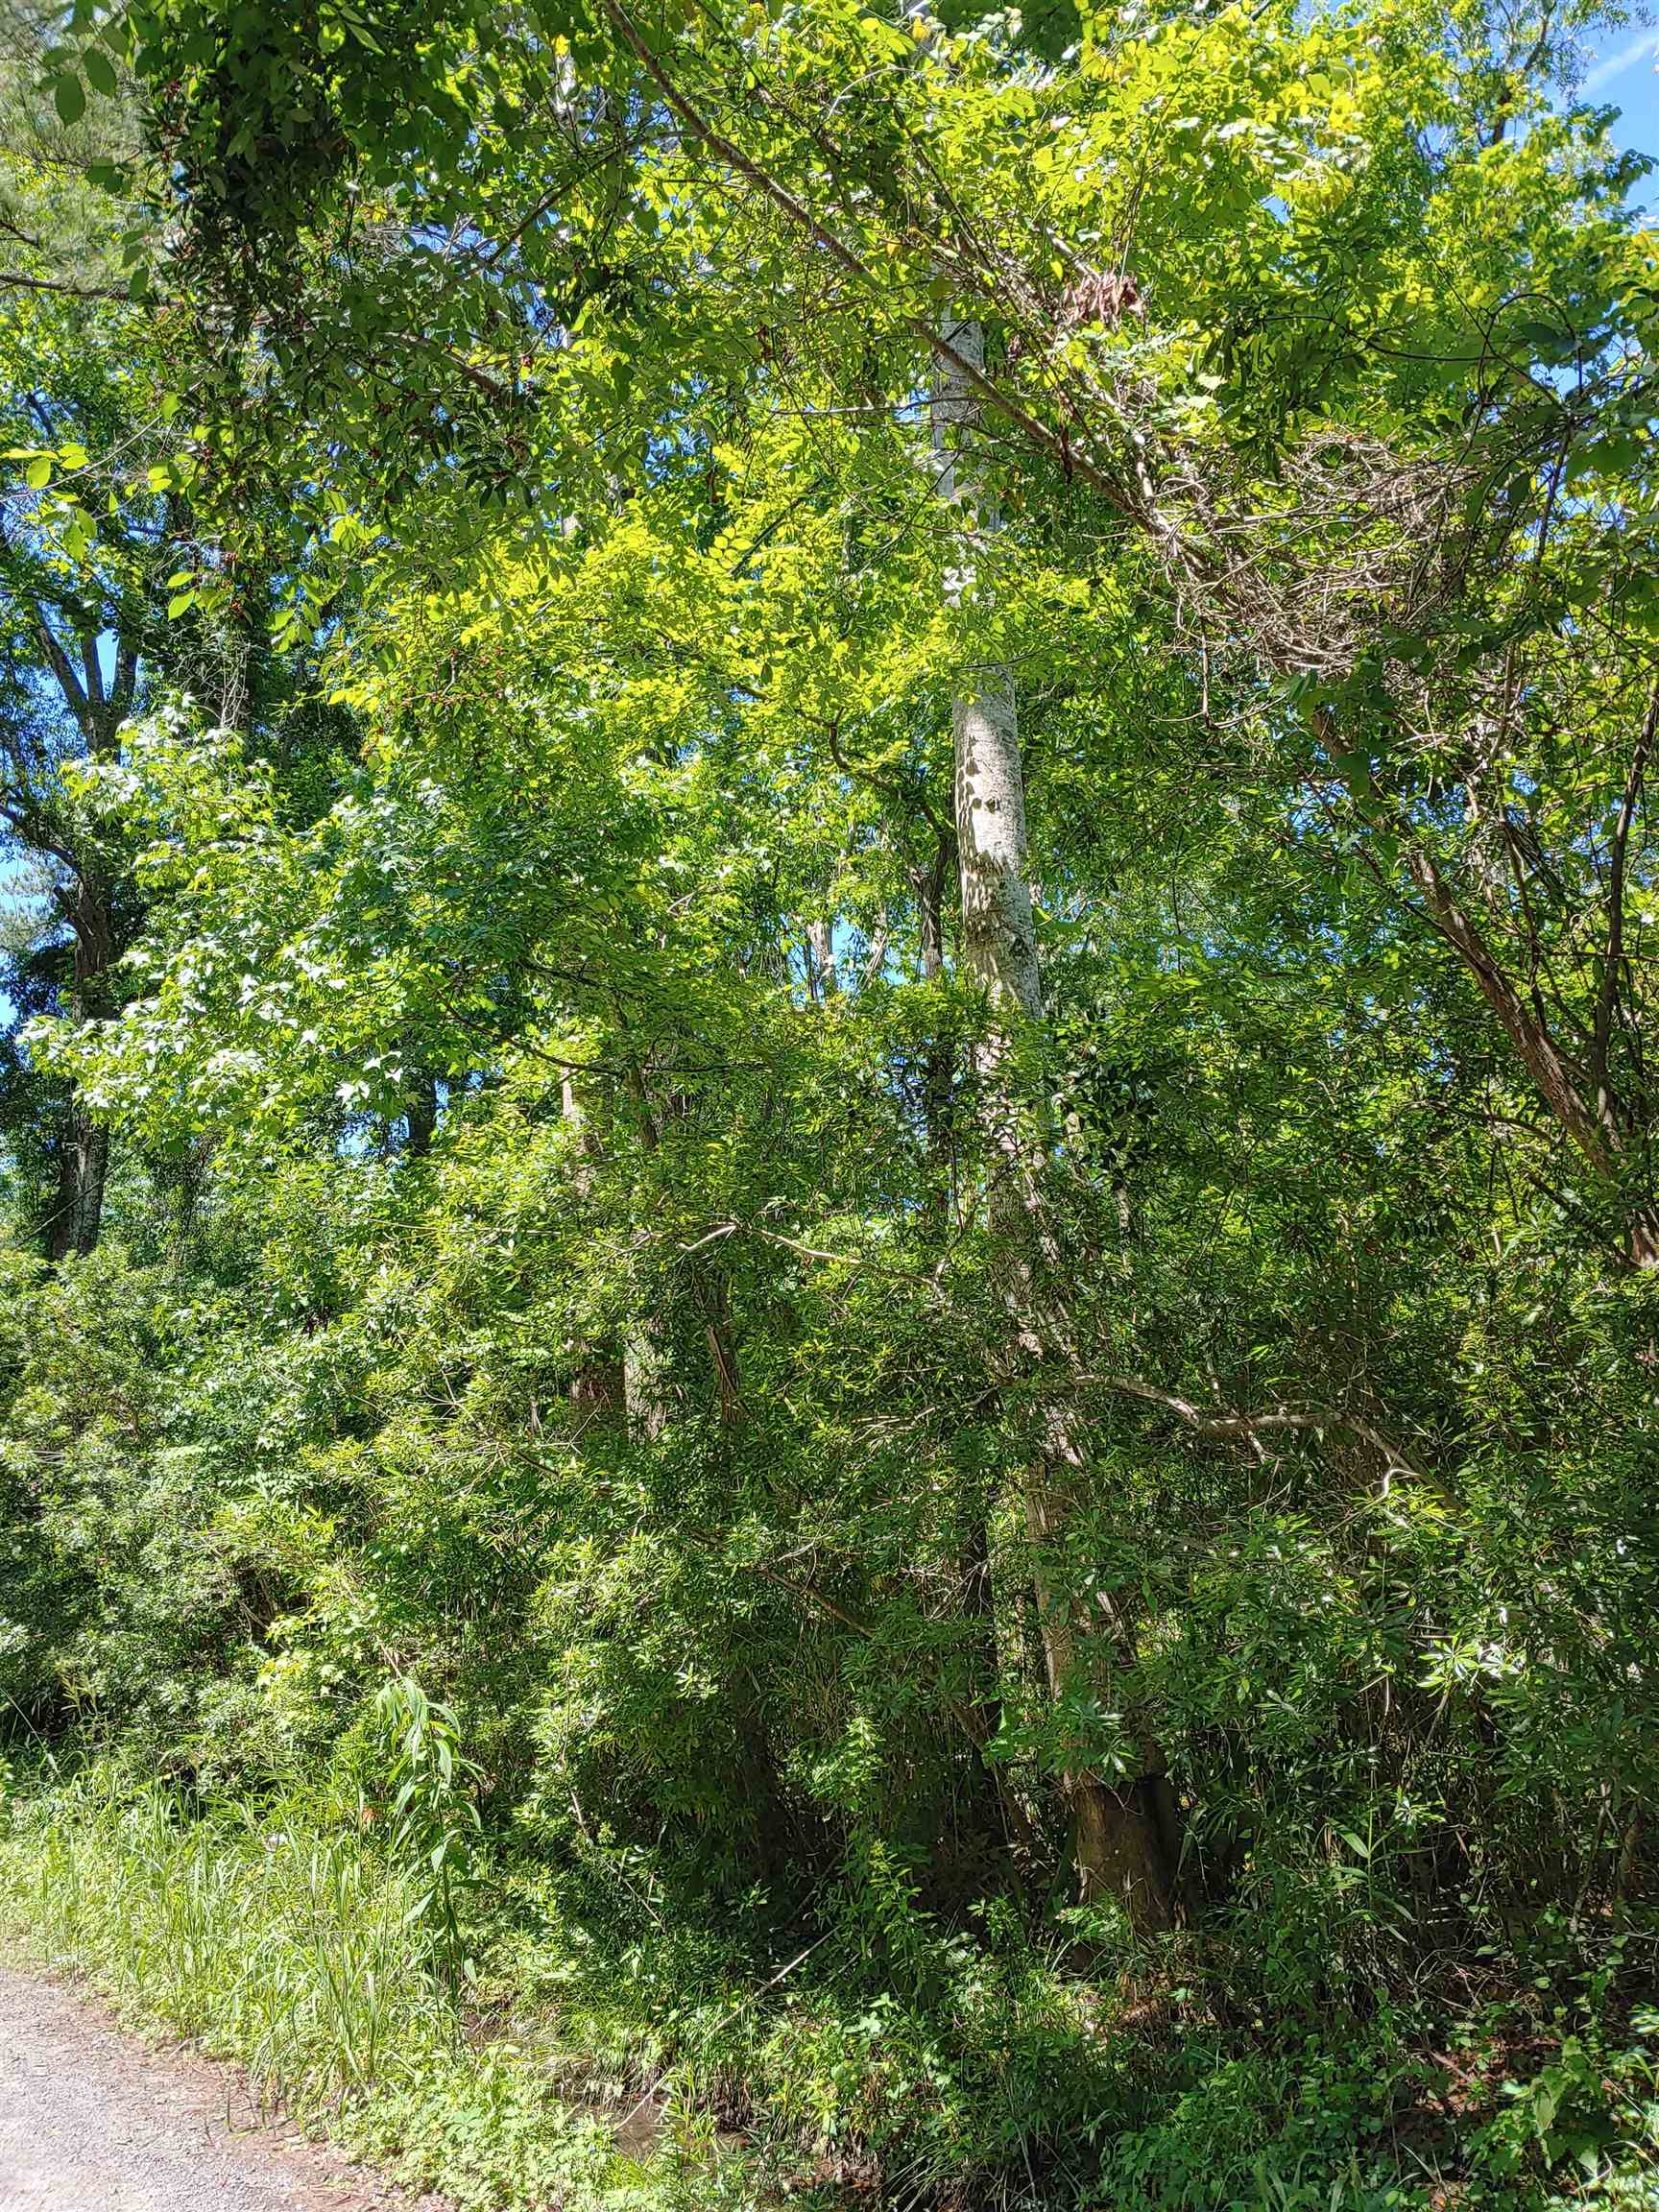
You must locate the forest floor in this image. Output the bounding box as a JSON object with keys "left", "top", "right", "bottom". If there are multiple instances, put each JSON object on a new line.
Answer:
{"left": 0, "top": 1964, "right": 451, "bottom": 2212}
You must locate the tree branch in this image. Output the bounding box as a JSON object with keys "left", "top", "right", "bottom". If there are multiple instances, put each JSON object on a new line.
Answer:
{"left": 1085, "top": 1372, "right": 1433, "bottom": 1488}
{"left": 598, "top": 0, "right": 1135, "bottom": 517}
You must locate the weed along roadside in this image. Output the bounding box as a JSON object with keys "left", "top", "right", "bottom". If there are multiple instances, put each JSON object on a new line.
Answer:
{"left": 0, "top": 1776, "right": 666, "bottom": 2210}
{"left": 4, "top": 1763, "right": 1656, "bottom": 2208}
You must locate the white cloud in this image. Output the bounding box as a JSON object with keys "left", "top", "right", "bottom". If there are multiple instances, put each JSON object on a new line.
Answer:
{"left": 1582, "top": 29, "right": 1659, "bottom": 95}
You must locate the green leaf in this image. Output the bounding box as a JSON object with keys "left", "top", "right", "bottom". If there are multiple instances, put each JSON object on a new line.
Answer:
{"left": 84, "top": 45, "right": 118, "bottom": 97}
{"left": 60, "top": 507, "right": 94, "bottom": 563}
{"left": 1331, "top": 748, "right": 1372, "bottom": 790}
{"left": 52, "top": 73, "right": 85, "bottom": 125}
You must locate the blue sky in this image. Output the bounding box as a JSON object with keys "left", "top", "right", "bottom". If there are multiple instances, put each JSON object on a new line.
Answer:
{"left": 1582, "top": 17, "right": 1659, "bottom": 167}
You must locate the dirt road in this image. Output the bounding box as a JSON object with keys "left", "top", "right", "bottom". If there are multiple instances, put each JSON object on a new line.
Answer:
{"left": 0, "top": 1964, "right": 445, "bottom": 2211}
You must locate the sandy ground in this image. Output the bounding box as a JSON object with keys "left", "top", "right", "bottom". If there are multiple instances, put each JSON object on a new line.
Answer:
{"left": 0, "top": 1963, "right": 450, "bottom": 2212}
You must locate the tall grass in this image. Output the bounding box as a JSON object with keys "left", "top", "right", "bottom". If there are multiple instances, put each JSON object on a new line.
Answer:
{"left": 0, "top": 1772, "right": 628, "bottom": 2211}
{"left": 0, "top": 1778, "right": 448, "bottom": 2118}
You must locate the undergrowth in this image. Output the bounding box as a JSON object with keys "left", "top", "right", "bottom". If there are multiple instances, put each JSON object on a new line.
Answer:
{"left": 0, "top": 1766, "right": 662, "bottom": 2212}
{"left": 2, "top": 1764, "right": 1656, "bottom": 2212}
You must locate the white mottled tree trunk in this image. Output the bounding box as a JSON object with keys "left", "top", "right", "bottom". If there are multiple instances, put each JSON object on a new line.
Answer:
{"left": 933, "top": 318, "right": 1172, "bottom": 1930}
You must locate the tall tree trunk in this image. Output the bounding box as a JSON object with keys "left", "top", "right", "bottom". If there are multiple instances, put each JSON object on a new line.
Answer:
{"left": 47, "top": 1100, "right": 108, "bottom": 1262}
{"left": 624, "top": 1318, "right": 674, "bottom": 1442}
{"left": 805, "top": 917, "right": 837, "bottom": 1001}
{"left": 403, "top": 1071, "right": 440, "bottom": 1160}
{"left": 69, "top": 1109, "right": 109, "bottom": 1257}
{"left": 934, "top": 317, "right": 1173, "bottom": 1929}
{"left": 46, "top": 1118, "right": 78, "bottom": 1265}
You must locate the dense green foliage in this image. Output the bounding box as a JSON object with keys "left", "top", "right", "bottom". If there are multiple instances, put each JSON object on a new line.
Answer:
{"left": 2, "top": 0, "right": 1659, "bottom": 2202}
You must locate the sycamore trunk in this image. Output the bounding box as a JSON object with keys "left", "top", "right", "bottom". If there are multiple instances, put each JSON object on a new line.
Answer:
{"left": 935, "top": 319, "right": 1172, "bottom": 1929}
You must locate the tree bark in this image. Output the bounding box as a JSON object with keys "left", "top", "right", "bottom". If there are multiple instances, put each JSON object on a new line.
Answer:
{"left": 934, "top": 317, "right": 1172, "bottom": 1929}
{"left": 403, "top": 1072, "right": 440, "bottom": 1160}
{"left": 47, "top": 1098, "right": 108, "bottom": 1262}
{"left": 805, "top": 917, "right": 837, "bottom": 1001}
